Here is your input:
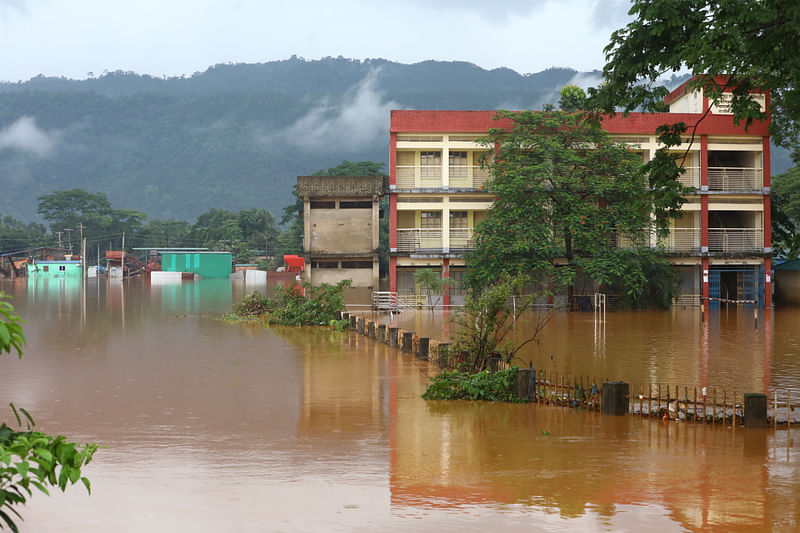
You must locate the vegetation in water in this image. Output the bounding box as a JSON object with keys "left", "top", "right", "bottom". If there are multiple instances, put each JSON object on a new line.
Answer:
{"left": 230, "top": 280, "right": 350, "bottom": 326}
{"left": 0, "top": 292, "right": 97, "bottom": 532}
{"left": 422, "top": 367, "right": 521, "bottom": 402}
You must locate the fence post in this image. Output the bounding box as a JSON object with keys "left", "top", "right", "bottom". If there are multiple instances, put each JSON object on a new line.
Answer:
{"left": 744, "top": 393, "right": 768, "bottom": 428}
{"left": 357, "top": 317, "right": 365, "bottom": 334}
{"left": 437, "top": 343, "right": 449, "bottom": 367}
{"left": 602, "top": 382, "right": 629, "bottom": 416}
{"left": 388, "top": 327, "right": 399, "bottom": 347}
{"left": 418, "top": 338, "right": 430, "bottom": 360}
{"left": 516, "top": 368, "right": 533, "bottom": 402}
{"left": 401, "top": 331, "right": 413, "bottom": 353}
{"left": 377, "top": 324, "right": 387, "bottom": 343}
{"left": 367, "top": 321, "right": 376, "bottom": 338}
{"left": 349, "top": 315, "right": 357, "bottom": 330}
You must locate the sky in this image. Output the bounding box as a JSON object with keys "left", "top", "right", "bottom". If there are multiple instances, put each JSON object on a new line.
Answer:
{"left": 0, "top": 0, "right": 633, "bottom": 83}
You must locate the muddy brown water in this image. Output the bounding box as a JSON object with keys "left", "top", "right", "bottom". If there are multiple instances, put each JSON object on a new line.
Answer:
{"left": 1, "top": 277, "right": 798, "bottom": 532}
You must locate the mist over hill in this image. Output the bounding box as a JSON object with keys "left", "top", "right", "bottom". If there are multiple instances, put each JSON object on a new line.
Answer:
{"left": 0, "top": 56, "right": 785, "bottom": 223}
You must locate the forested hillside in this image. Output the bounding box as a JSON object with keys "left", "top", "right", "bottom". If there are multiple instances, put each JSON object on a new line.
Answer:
{"left": 0, "top": 56, "right": 785, "bottom": 224}
{"left": 0, "top": 57, "right": 596, "bottom": 222}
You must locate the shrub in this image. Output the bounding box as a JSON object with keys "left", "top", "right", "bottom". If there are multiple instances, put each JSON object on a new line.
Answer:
{"left": 422, "top": 367, "right": 521, "bottom": 402}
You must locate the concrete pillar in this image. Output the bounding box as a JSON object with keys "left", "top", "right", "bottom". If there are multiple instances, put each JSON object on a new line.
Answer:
{"left": 515, "top": 368, "right": 533, "bottom": 402}
{"left": 487, "top": 357, "right": 500, "bottom": 373}
{"left": 418, "top": 338, "right": 430, "bottom": 360}
{"left": 367, "top": 321, "right": 376, "bottom": 338}
{"left": 357, "top": 317, "right": 365, "bottom": 334}
{"left": 389, "top": 327, "right": 399, "bottom": 347}
{"left": 349, "top": 315, "right": 357, "bottom": 330}
{"left": 401, "top": 331, "right": 413, "bottom": 353}
{"left": 602, "top": 382, "right": 629, "bottom": 416}
{"left": 341, "top": 312, "right": 349, "bottom": 321}
{"left": 377, "top": 324, "right": 386, "bottom": 343}
{"left": 744, "top": 393, "right": 768, "bottom": 428}
{"left": 437, "top": 343, "right": 449, "bottom": 367}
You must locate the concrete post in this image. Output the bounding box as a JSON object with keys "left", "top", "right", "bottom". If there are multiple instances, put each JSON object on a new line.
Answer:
{"left": 744, "top": 393, "right": 768, "bottom": 428}
{"left": 602, "top": 382, "right": 629, "bottom": 415}
{"left": 401, "top": 331, "right": 413, "bottom": 353}
{"left": 367, "top": 321, "right": 376, "bottom": 338}
{"left": 418, "top": 338, "right": 430, "bottom": 360}
{"left": 377, "top": 324, "right": 386, "bottom": 343}
{"left": 389, "top": 327, "right": 399, "bottom": 347}
{"left": 437, "top": 343, "right": 449, "bottom": 367}
{"left": 349, "top": 315, "right": 357, "bottom": 330}
{"left": 487, "top": 357, "right": 500, "bottom": 373}
{"left": 357, "top": 317, "right": 365, "bottom": 334}
{"left": 516, "top": 368, "right": 533, "bottom": 402}
{"left": 341, "top": 312, "right": 349, "bottom": 322}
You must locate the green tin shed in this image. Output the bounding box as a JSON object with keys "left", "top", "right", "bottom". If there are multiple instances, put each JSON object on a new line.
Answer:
{"left": 160, "top": 251, "right": 232, "bottom": 279}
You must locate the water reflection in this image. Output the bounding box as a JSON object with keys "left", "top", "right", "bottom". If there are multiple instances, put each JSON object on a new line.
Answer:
{"left": 0, "top": 278, "right": 797, "bottom": 531}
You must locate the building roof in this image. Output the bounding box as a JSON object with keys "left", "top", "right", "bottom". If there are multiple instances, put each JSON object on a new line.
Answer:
{"left": 297, "top": 175, "right": 388, "bottom": 198}
{"left": 775, "top": 259, "right": 800, "bottom": 271}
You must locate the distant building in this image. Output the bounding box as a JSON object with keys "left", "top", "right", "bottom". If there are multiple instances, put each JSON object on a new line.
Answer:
{"left": 389, "top": 78, "right": 773, "bottom": 307}
{"left": 159, "top": 251, "right": 233, "bottom": 279}
{"left": 296, "top": 175, "right": 387, "bottom": 296}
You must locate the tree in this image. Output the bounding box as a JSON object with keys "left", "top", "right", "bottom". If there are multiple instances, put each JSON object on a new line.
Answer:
{"left": 37, "top": 190, "right": 113, "bottom": 238}
{"left": 591, "top": 0, "right": 800, "bottom": 162}
{"left": 312, "top": 160, "right": 386, "bottom": 176}
{"left": 559, "top": 85, "right": 587, "bottom": 112}
{"left": 413, "top": 268, "right": 453, "bottom": 310}
{"left": 772, "top": 167, "right": 800, "bottom": 259}
{"left": 469, "top": 110, "right": 687, "bottom": 304}
{"left": 1, "top": 293, "right": 97, "bottom": 531}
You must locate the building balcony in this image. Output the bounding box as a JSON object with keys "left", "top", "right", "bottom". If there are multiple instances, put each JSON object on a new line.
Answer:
{"left": 679, "top": 167, "right": 700, "bottom": 188}
{"left": 395, "top": 228, "right": 477, "bottom": 253}
{"left": 707, "top": 167, "right": 763, "bottom": 191}
{"left": 658, "top": 228, "right": 701, "bottom": 253}
{"left": 708, "top": 228, "right": 763, "bottom": 253}
{"left": 395, "top": 166, "right": 489, "bottom": 190}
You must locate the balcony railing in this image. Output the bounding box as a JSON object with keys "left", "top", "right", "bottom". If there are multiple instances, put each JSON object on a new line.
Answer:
{"left": 658, "top": 228, "right": 701, "bottom": 252}
{"left": 707, "top": 167, "right": 762, "bottom": 191}
{"left": 449, "top": 227, "right": 476, "bottom": 250}
{"left": 395, "top": 165, "right": 489, "bottom": 189}
{"left": 708, "top": 228, "right": 763, "bottom": 253}
{"left": 396, "top": 228, "right": 443, "bottom": 252}
{"left": 679, "top": 167, "right": 700, "bottom": 188}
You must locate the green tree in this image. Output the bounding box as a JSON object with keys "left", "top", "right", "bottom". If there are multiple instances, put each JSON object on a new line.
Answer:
{"left": 772, "top": 167, "right": 800, "bottom": 259}
{"left": 591, "top": 0, "right": 800, "bottom": 161}
{"left": 413, "top": 268, "right": 453, "bottom": 310}
{"left": 559, "top": 84, "right": 587, "bottom": 112}
{"left": 37, "top": 190, "right": 113, "bottom": 239}
{"left": 470, "top": 110, "right": 686, "bottom": 304}
{"left": 236, "top": 208, "right": 278, "bottom": 253}
{"left": 312, "top": 160, "right": 386, "bottom": 176}
{"left": 1, "top": 293, "right": 97, "bottom": 531}
{"left": 0, "top": 215, "right": 48, "bottom": 255}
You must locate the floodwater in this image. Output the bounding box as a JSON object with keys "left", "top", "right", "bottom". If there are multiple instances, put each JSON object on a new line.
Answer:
{"left": 0, "top": 277, "right": 798, "bottom": 532}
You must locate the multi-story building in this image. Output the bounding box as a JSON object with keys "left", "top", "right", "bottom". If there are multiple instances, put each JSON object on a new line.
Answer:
{"left": 297, "top": 174, "right": 387, "bottom": 301}
{"left": 389, "top": 78, "right": 772, "bottom": 307}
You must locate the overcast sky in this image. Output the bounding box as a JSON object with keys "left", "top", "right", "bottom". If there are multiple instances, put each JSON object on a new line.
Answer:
{"left": 0, "top": 0, "right": 633, "bottom": 82}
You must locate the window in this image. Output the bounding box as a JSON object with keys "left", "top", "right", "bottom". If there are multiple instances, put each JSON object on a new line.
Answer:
{"left": 42, "top": 265, "right": 49, "bottom": 272}
{"left": 310, "top": 201, "right": 336, "bottom": 209}
{"left": 421, "top": 211, "right": 442, "bottom": 228}
{"left": 450, "top": 211, "right": 468, "bottom": 228}
{"left": 420, "top": 151, "right": 441, "bottom": 178}
{"left": 311, "top": 261, "right": 338, "bottom": 269}
{"left": 449, "top": 151, "right": 468, "bottom": 177}
{"left": 341, "top": 261, "right": 372, "bottom": 269}
{"left": 59, "top": 265, "right": 66, "bottom": 272}
{"left": 339, "top": 201, "right": 372, "bottom": 209}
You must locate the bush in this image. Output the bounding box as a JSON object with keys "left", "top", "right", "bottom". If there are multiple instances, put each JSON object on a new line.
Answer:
{"left": 231, "top": 280, "right": 350, "bottom": 326}
{"left": 422, "top": 367, "right": 521, "bottom": 402}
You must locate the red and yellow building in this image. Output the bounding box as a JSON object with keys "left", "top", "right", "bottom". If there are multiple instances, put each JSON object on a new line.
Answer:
{"left": 388, "top": 79, "right": 773, "bottom": 307}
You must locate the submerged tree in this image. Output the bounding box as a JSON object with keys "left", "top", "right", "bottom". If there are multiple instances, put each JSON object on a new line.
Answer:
{"left": 469, "top": 110, "right": 687, "bottom": 304}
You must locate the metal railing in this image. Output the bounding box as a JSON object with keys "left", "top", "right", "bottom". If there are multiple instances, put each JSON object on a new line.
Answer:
{"left": 708, "top": 228, "right": 763, "bottom": 253}
{"left": 707, "top": 167, "right": 763, "bottom": 191}
{"left": 448, "top": 227, "right": 476, "bottom": 250}
{"left": 657, "top": 228, "right": 701, "bottom": 252}
{"left": 396, "top": 228, "right": 443, "bottom": 252}
{"left": 395, "top": 165, "right": 489, "bottom": 189}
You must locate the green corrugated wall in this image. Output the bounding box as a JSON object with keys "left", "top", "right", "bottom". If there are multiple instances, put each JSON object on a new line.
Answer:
{"left": 161, "top": 253, "right": 232, "bottom": 278}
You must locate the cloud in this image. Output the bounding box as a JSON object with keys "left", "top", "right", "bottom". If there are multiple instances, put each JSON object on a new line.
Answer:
{"left": 278, "top": 69, "right": 400, "bottom": 152}
{"left": 590, "top": 0, "right": 633, "bottom": 29}
{"left": 0, "top": 116, "right": 59, "bottom": 156}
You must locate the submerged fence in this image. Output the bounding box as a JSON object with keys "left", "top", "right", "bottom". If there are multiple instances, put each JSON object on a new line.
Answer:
{"left": 339, "top": 311, "right": 798, "bottom": 430}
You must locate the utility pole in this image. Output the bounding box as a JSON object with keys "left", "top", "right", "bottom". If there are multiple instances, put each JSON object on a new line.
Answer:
{"left": 56, "top": 231, "right": 63, "bottom": 249}
{"left": 64, "top": 228, "right": 73, "bottom": 253}
{"left": 81, "top": 238, "right": 87, "bottom": 278}
{"left": 77, "top": 223, "right": 84, "bottom": 244}
{"left": 121, "top": 231, "right": 125, "bottom": 278}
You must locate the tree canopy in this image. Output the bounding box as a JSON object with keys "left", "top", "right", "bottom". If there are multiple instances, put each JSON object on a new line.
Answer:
{"left": 469, "top": 110, "right": 685, "bottom": 305}
{"left": 591, "top": 0, "right": 800, "bottom": 161}
{"left": 772, "top": 167, "right": 800, "bottom": 259}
